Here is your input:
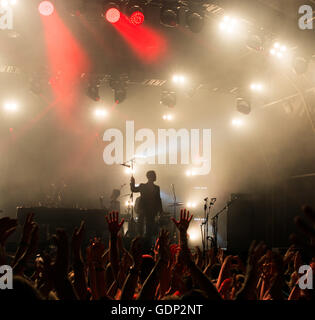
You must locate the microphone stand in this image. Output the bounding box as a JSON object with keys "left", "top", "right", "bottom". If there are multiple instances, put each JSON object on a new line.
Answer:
{"left": 201, "top": 197, "right": 216, "bottom": 258}
{"left": 210, "top": 198, "right": 236, "bottom": 255}
{"left": 120, "top": 158, "right": 136, "bottom": 237}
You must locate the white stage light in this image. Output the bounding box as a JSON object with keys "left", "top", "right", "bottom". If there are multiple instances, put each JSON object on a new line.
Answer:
{"left": 3, "top": 102, "right": 18, "bottom": 112}
{"left": 125, "top": 200, "right": 134, "bottom": 207}
{"left": 250, "top": 83, "right": 263, "bottom": 92}
{"left": 219, "top": 16, "right": 239, "bottom": 34}
{"left": 231, "top": 118, "right": 244, "bottom": 127}
{"left": 186, "top": 170, "right": 196, "bottom": 177}
{"left": 93, "top": 108, "right": 108, "bottom": 119}
{"left": 188, "top": 229, "right": 199, "bottom": 241}
{"left": 163, "top": 114, "right": 173, "bottom": 121}
{"left": 172, "top": 74, "right": 186, "bottom": 85}
{"left": 1, "top": 0, "right": 8, "bottom": 7}
{"left": 187, "top": 202, "right": 197, "bottom": 208}
{"left": 270, "top": 42, "right": 288, "bottom": 59}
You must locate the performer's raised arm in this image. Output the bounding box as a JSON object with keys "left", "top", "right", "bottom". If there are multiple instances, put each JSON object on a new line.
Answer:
{"left": 130, "top": 176, "right": 140, "bottom": 193}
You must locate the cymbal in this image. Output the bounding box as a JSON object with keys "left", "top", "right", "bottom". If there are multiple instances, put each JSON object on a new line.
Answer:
{"left": 167, "top": 202, "right": 184, "bottom": 207}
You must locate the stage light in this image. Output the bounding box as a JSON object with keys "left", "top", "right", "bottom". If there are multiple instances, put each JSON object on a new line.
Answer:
{"left": 219, "top": 16, "right": 239, "bottom": 34}
{"left": 188, "top": 229, "right": 199, "bottom": 241}
{"left": 130, "top": 11, "right": 144, "bottom": 25}
{"left": 87, "top": 81, "right": 100, "bottom": 101}
{"left": 1, "top": 0, "right": 8, "bottom": 7}
{"left": 236, "top": 98, "right": 251, "bottom": 115}
{"left": 172, "top": 74, "right": 186, "bottom": 85}
{"left": 103, "top": 2, "right": 121, "bottom": 23}
{"left": 186, "top": 170, "right": 196, "bottom": 177}
{"left": 114, "top": 88, "right": 126, "bottom": 104}
{"left": 38, "top": 1, "right": 55, "bottom": 16}
{"left": 106, "top": 7, "right": 120, "bottom": 23}
{"left": 127, "top": 3, "right": 145, "bottom": 26}
{"left": 125, "top": 200, "right": 135, "bottom": 207}
{"left": 187, "top": 202, "right": 197, "bottom": 208}
{"left": 93, "top": 108, "right": 108, "bottom": 119}
{"left": 160, "top": 6, "right": 179, "bottom": 27}
{"left": 250, "top": 83, "right": 263, "bottom": 92}
{"left": 270, "top": 42, "right": 287, "bottom": 59}
{"left": 110, "top": 79, "right": 127, "bottom": 104}
{"left": 186, "top": 10, "right": 204, "bottom": 33}
{"left": 160, "top": 91, "right": 176, "bottom": 108}
{"left": 231, "top": 118, "right": 244, "bottom": 128}
{"left": 3, "top": 102, "right": 18, "bottom": 112}
{"left": 162, "top": 114, "right": 173, "bottom": 121}
{"left": 10, "top": 0, "right": 17, "bottom": 5}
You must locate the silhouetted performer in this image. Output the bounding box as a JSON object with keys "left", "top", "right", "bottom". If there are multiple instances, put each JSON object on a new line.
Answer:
{"left": 130, "top": 171, "right": 163, "bottom": 240}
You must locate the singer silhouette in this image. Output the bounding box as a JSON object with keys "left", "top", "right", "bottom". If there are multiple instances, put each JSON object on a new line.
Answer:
{"left": 130, "top": 170, "right": 163, "bottom": 242}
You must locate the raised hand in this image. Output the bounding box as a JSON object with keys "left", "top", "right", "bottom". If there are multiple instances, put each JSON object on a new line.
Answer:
{"left": 157, "top": 229, "right": 170, "bottom": 263}
{"left": 0, "top": 217, "right": 17, "bottom": 264}
{"left": 22, "top": 213, "right": 37, "bottom": 244}
{"left": 291, "top": 206, "right": 315, "bottom": 255}
{"left": 171, "top": 209, "right": 193, "bottom": 233}
{"left": 130, "top": 236, "right": 142, "bottom": 270}
{"left": 106, "top": 211, "right": 124, "bottom": 236}
{"left": 52, "top": 229, "right": 69, "bottom": 279}
{"left": 71, "top": 221, "right": 85, "bottom": 258}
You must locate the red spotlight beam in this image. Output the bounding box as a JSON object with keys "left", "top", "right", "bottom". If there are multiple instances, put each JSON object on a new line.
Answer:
{"left": 112, "top": 14, "right": 167, "bottom": 64}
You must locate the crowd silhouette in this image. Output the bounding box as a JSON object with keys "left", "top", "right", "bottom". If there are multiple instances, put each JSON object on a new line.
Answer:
{"left": 0, "top": 205, "right": 314, "bottom": 300}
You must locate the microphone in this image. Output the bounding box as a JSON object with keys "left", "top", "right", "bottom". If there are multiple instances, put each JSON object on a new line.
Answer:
{"left": 204, "top": 197, "right": 208, "bottom": 201}
{"left": 120, "top": 163, "right": 131, "bottom": 168}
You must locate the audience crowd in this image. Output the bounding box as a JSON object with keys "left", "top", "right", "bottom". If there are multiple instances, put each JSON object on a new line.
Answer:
{"left": 0, "top": 206, "right": 314, "bottom": 300}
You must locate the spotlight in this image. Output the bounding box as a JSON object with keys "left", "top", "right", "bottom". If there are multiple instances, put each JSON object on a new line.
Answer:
{"left": 250, "top": 83, "right": 263, "bottom": 92}
{"left": 1, "top": 0, "right": 8, "bottom": 7}
{"left": 38, "top": 1, "right": 54, "bottom": 16}
{"left": 130, "top": 11, "right": 144, "bottom": 25}
{"left": 236, "top": 98, "right": 251, "bottom": 115}
{"left": 103, "top": 2, "right": 121, "bottom": 23}
{"left": 186, "top": 170, "right": 196, "bottom": 177}
{"left": 128, "top": 3, "right": 145, "bottom": 26}
{"left": 160, "top": 91, "right": 176, "bottom": 108}
{"left": 10, "top": 0, "right": 17, "bottom": 5}
{"left": 187, "top": 202, "right": 196, "bottom": 208}
{"left": 114, "top": 88, "right": 126, "bottom": 104}
{"left": 125, "top": 200, "right": 134, "bottom": 207}
{"left": 186, "top": 10, "right": 204, "bottom": 33}
{"left": 231, "top": 118, "right": 244, "bottom": 127}
{"left": 162, "top": 114, "right": 173, "bottom": 121}
{"left": 110, "top": 79, "right": 127, "bottom": 104}
{"left": 87, "top": 80, "right": 100, "bottom": 101}
{"left": 172, "top": 74, "right": 186, "bottom": 85}
{"left": 3, "top": 101, "right": 18, "bottom": 112}
{"left": 160, "top": 5, "right": 179, "bottom": 27}
{"left": 269, "top": 42, "right": 287, "bottom": 59}
{"left": 94, "top": 108, "right": 108, "bottom": 119}
{"left": 219, "top": 16, "right": 239, "bottom": 34}
{"left": 188, "top": 229, "right": 199, "bottom": 241}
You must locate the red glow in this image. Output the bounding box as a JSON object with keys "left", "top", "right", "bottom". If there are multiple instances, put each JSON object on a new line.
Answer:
{"left": 130, "top": 11, "right": 144, "bottom": 26}
{"left": 38, "top": 1, "right": 54, "bottom": 16}
{"left": 40, "top": 10, "right": 90, "bottom": 126}
{"left": 106, "top": 8, "right": 121, "bottom": 23}
{"left": 113, "top": 14, "right": 167, "bottom": 64}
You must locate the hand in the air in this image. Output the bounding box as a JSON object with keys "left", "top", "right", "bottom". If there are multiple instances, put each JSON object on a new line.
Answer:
{"left": 171, "top": 209, "right": 193, "bottom": 233}
{"left": 106, "top": 211, "right": 124, "bottom": 235}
